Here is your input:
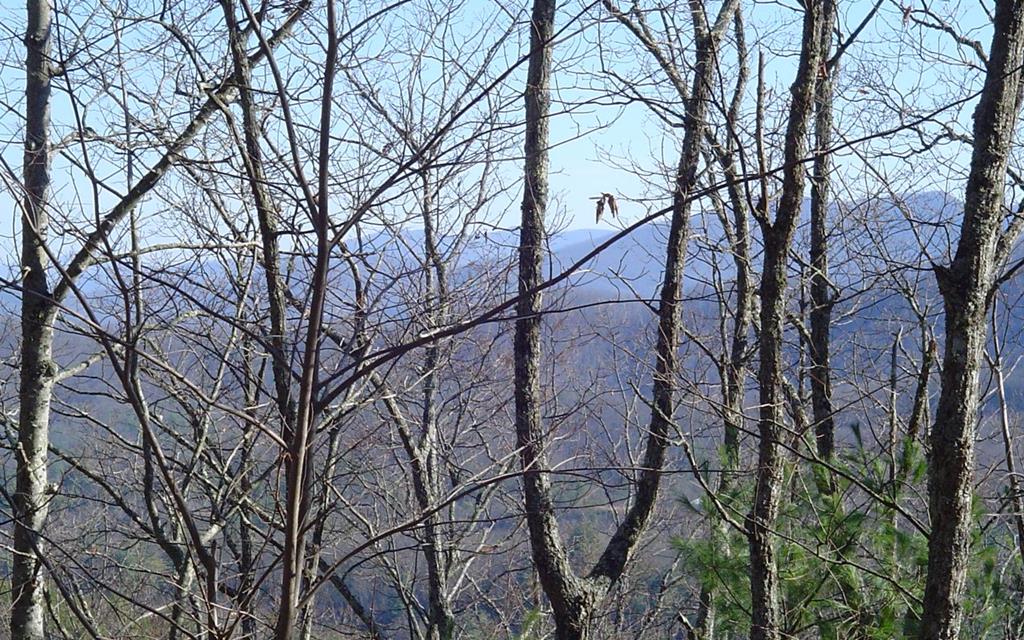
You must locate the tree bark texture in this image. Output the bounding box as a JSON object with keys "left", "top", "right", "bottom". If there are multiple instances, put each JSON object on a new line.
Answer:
{"left": 809, "top": 2, "right": 838, "bottom": 462}
{"left": 14, "top": 2, "right": 54, "bottom": 638}
{"left": 747, "top": 1, "right": 828, "bottom": 638}
{"left": 513, "top": 1, "right": 736, "bottom": 637}
{"left": 921, "top": 0, "right": 1024, "bottom": 637}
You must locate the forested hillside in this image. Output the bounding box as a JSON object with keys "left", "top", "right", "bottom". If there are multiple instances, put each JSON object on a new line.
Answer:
{"left": 1, "top": 1, "right": 1024, "bottom": 639}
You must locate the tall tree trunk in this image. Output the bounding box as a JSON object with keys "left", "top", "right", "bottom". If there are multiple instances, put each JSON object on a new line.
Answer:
{"left": 11, "top": 5, "right": 308, "bottom": 638}
{"left": 274, "top": 0, "right": 338, "bottom": 634}
{"left": 219, "top": 5, "right": 302, "bottom": 634}
{"left": 809, "top": 3, "right": 838, "bottom": 463}
{"left": 514, "top": 2, "right": 594, "bottom": 637}
{"left": 218, "top": 0, "right": 295, "bottom": 431}
{"left": 513, "top": 2, "right": 736, "bottom": 637}
{"left": 418, "top": 170, "right": 456, "bottom": 640}
{"left": 920, "top": 1, "right": 1024, "bottom": 636}
{"left": 13, "top": 2, "right": 54, "bottom": 638}
{"left": 806, "top": 8, "right": 870, "bottom": 636}
{"left": 694, "top": 14, "right": 751, "bottom": 636}
{"left": 747, "top": 0, "right": 827, "bottom": 638}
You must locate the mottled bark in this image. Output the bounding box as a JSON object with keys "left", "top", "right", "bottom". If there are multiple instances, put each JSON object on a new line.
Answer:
{"left": 13, "top": 3, "right": 55, "bottom": 639}
{"left": 417, "top": 171, "right": 456, "bottom": 640}
{"left": 920, "top": 1, "right": 1024, "bottom": 636}
{"left": 747, "top": 0, "right": 828, "bottom": 638}
{"left": 809, "top": 2, "right": 838, "bottom": 463}
{"left": 514, "top": 2, "right": 594, "bottom": 637}
{"left": 513, "top": 1, "right": 736, "bottom": 637}
{"left": 696, "top": 15, "right": 751, "bottom": 636}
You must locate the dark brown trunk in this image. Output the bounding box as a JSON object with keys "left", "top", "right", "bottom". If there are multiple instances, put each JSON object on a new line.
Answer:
{"left": 514, "top": 2, "right": 735, "bottom": 637}
{"left": 274, "top": 0, "right": 338, "bottom": 631}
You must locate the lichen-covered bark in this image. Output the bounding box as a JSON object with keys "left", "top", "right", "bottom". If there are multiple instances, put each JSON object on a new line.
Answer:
{"left": 920, "top": 1, "right": 1024, "bottom": 636}
{"left": 809, "top": 1, "right": 838, "bottom": 463}
{"left": 13, "top": 2, "right": 54, "bottom": 638}
{"left": 747, "top": 1, "right": 827, "bottom": 637}
{"left": 514, "top": 3, "right": 595, "bottom": 637}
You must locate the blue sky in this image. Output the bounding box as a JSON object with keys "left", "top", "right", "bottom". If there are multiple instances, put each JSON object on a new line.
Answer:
{"left": 0, "top": 0, "right": 999, "bottom": 279}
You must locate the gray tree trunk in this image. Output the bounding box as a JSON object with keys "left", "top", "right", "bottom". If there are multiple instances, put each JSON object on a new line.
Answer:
{"left": 513, "top": 2, "right": 595, "bottom": 638}
{"left": 13, "top": 2, "right": 54, "bottom": 638}
{"left": 920, "top": 0, "right": 1024, "bottom": 636}
{"left": 809, "top": 3, "right": 838, "bottom": 463}
{"left": 417, "top": 171, "right": 456, "bottom": 640}
{"left": 747, "top": 1, "right": 827, "bottom": 638}
{"left": 695, "top": 15, "right": 750, "bottom": 636}
{"left": 11, "top": 4, "right": 309, "bottom": 638}
{"left": 513, "top": 1, "right": 736, "bottom": 637}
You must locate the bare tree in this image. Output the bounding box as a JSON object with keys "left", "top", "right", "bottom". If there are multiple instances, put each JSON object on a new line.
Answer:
{"left": 13, "top": 2, "right": 54, "bottom": 638}
{"left": 8, "top": 3, "right": 309, "bottom": 637}
{"left": 747, "top": 0, "right": 830, "bottom": 637}
{"left": 921, "top": 0, "right": 1024, "bottom": 636}
{"left": 513, "top": 0, "right": 737, "bottom": 637}
{"left": 11, "top": 0, "right": 1024, "bottom": 638}
{"left": 808, "top": 0, "right": 840, "bottom": 464}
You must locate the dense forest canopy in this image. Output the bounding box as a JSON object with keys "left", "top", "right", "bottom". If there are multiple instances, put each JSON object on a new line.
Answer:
{"left": 0, "top": 0, "right": 1023, "bottom": 639}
